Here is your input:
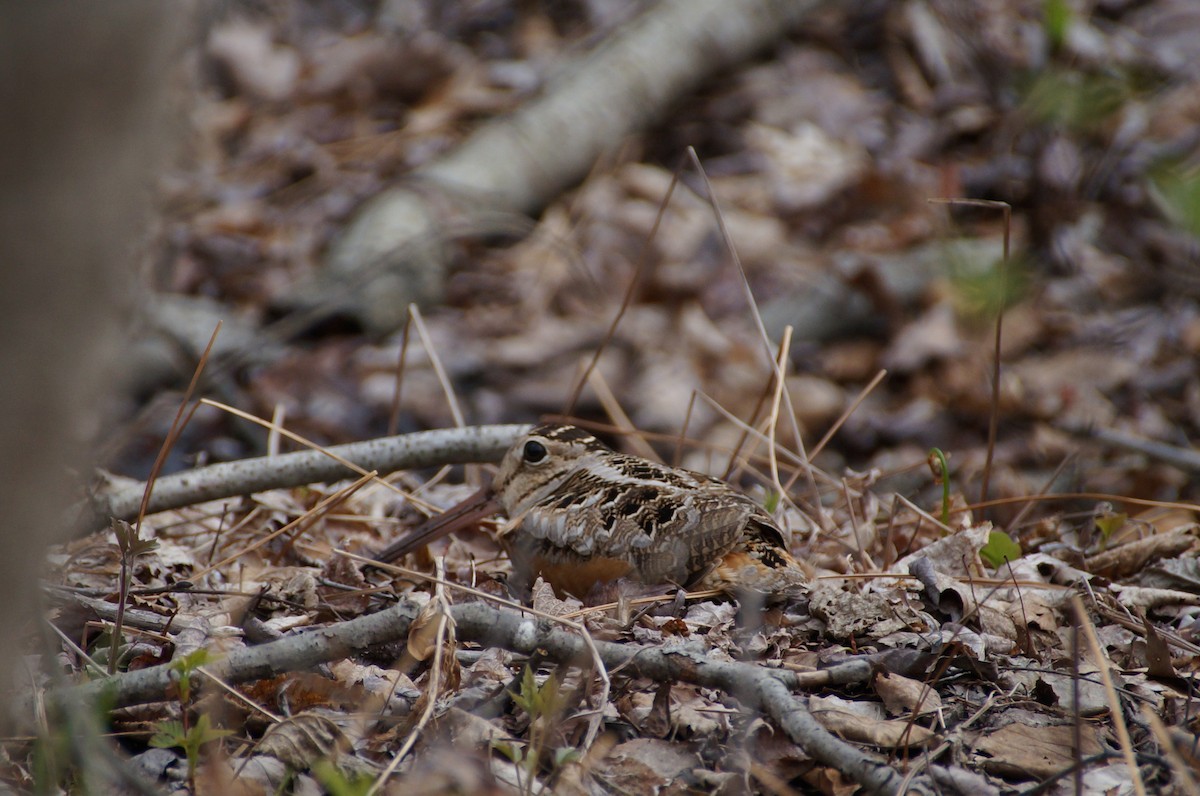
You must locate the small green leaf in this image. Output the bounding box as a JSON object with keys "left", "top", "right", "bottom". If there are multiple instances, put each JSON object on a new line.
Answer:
{"left": 111, "top": 519, "right": 159, "bottom": 557}
{"left": 553, "top": 747, "right": 581, "bottom": 767}
{"left": 509, "top": 667, "right": 538, "bottom": 715}
{"left": 491, "top": 739, "right": 526, "bottom": 765}
{"left": 188, "top": 713, "right": 234, "bottom": 745}
{"left": 980, "top": 530, "right": 1022, "bottom": 569}
{"left": 171, "top": 648, "right": 215, "bottom": 674}
{"left": 312, "top": 760, "right": 374, "bottom": 796}
{"left": 148, "top": 720, "right": 186, "bottom": 750}
{"left": 1094, "top": 512, "right": 1127, "bottom": 543}
{"left": 1043, "top": 0, "right": 1072, "bottom": 49}
{"left": 762, "top": 491, "right": 780, "bottom": 514}
{"left": 1151, "top": 164, "right": 1200, "bottom": 239}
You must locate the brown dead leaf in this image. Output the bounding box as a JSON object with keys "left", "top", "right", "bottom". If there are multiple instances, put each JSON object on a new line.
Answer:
{"left": 809, "top": 584, "right": 927, "bottom": 640}
{"left": 531, "top": 577, "right": 582, "bottom": 617}
{"left": 1141, "top": 615, "right": 1178, "bottom": 680}
{"left": 1112, "top": 585, "right": 1200, "bottom": 611}
{"left": 241, "top": 672, "right": 366, "bottom": 714}
{"left": 972, "top": 722, "right": 1103, "bottom": 779}
{"left": 595, "top": 738, "right": 699, "bottom": 796}
{"left": 1085, "top": 528, "right": 1197, "bottom": 579}
{"left": 809, "top": 695, "right": 936, "bottom": 748}
{"left": 257, "top": 712, "right": 350, "bottom": 768}
{"left": 893, "top": 523, "right": 991, "bottom": 579}
{"left": 882, "top": 302, "right": 963, "bottom": 373}
{"left": 407, "top": 597, "right": 456, "bottom": 662}
{"left": 873, "top": 670, "right": 943, "bottom": 718}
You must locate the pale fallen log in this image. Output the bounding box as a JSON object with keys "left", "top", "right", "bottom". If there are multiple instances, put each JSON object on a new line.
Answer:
{"left": 290, "top": 0, "right": 827, "bottom": 332}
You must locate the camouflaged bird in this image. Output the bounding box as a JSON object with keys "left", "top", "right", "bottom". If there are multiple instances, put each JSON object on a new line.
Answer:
{"left": 373, "top": 424, "right": 810, "bottom": 600}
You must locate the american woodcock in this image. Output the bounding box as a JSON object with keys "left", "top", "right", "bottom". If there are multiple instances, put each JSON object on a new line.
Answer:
{"left": 373, "top": 424, "right": 810, "bottom": 600}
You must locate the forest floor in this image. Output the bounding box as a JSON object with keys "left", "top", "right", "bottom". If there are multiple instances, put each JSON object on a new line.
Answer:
{"left": 18, "top": 1, "right": 1200, "bottom": 793}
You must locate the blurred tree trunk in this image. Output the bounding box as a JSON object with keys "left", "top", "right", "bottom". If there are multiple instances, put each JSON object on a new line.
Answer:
{"left": 0, "top": 0, "right": 185, "bottom": 731}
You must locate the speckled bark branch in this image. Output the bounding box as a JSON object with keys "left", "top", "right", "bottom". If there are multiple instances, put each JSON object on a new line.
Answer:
{"left": 48, "top": 598, "right": 921, "bottom": 794}
{"left": 86, "top": 424, "right": 530, "bottom": 525}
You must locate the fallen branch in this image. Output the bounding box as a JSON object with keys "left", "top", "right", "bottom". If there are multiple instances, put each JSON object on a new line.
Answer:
{"left": 1075, "top": 425, "right": 1200, "bottom": 475}
{"left": 294, "top": 0, "right": 827, "bottom": 332}
{"left": 84, "top": 424, "right": 530, "bottom": 526}
{"left": 48, "top": 598, "right": 925, "bottom": 794}
{"left": 453, "top": 602, "right": 927, "bottom": 795}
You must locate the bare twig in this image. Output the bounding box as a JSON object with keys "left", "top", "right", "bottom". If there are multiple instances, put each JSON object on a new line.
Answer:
{"left": 85, "top": 424, "right": 531, "bottom": 526}
{"left": 1071, "top": 425, "right": 1200, "bottom": 474}
{"left": 387, "top": 313, "right": 413, "bottom": 437}
{"left": 48, "top": 600, "right": 929, "bottom": 795}
{"left": 1072, "top": 595, "right": 1147, "bottom": 796}
{"left": 371, "top": 559, "right": 452, "bottom": 794}
{"left": 408, "top": 303, "right": 465, "bottom": 428}
{"left": 564, "top": 153, "right": 684, "bottom": 416}
{"left": 928, "top": 197, "right": 1011, "bottom": 519}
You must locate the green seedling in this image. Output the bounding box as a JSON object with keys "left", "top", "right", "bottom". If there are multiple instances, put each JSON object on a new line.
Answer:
{"left": 980, "top": 530, "right": 1022, "bottom": 569}
{"left": 147, "top": 649, "right": 230, "bottom": 791}
{"left": 108, "top": 519, "right": 160, "bottom": 675}
{"left": 312, "top": 759, "right": 375, "bottom": 796}
{"left": 928, "top": 449, "right": 952, "bottom": 529}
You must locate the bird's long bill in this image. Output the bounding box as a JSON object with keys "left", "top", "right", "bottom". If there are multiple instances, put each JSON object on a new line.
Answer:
{"left": 371, "top": 486, "right": 502, "bottom": 564}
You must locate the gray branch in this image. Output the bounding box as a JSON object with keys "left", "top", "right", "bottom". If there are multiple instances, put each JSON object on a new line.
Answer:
{"left": 301, "top": 0, "right": 827, "bottom": 332}
{"left": 85, "top": 424, "right": 530, "bottom": 526}
{"left": 48, "top": 597, "right": 926, "bottom": 795}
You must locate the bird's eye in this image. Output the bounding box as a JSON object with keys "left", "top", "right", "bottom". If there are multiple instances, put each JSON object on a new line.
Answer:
{"left": 523, "top": 440, "right": 548, "bottom": 463}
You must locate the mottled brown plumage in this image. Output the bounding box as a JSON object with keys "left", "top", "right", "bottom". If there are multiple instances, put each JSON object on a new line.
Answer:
{"left": 374, "top": 424, "right": 809, "bottom": 600}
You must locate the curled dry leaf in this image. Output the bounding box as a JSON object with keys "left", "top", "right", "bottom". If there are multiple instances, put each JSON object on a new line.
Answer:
{"left": 1111, "top": 584, "right": 1200, "bottom": 611}
{"left": 809, "top": 584, "right": 928, "bottom": 640}
{"left": 893, "top": 523, "right": 991, "bottom": 579}
{"left": 1085, "top": 528, "right": 1198, "bottom": 579}
{"left": 872, "top": 670, "right": 943, "bottom": 718}
{"left": 808, "top": 695, "right": 936, "bottom": 749}
{"left": 531, "top": 577, "right": 582, "bottom": 617}
{"left": 257, "top": 712, "right": 351, "bottom": 768}
{"left": 406, "top": 595, "right": 456, "bottom": 663}
{"left": 971, "top": 722, "right": 1104, "bottom": 780}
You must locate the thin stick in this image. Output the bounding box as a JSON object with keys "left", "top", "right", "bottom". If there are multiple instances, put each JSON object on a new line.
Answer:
{"left": 387, "top": 312, "right": 413, "bottom": 436}
{"left": 928, "top": 198, "right": 1011, "bottom": 518}
{"left": 673, "top": 390, "right": 698, "bottom": 468}
{"left": 201, "top": 398, "right": 438, "bottom": 514}
{"left": 370, "top": 558, "right": 452, "bottom": 794}
{"left": 197, "top": 666, "right": 282, "bottom": 724}
{"left": 586, "top": 366, "right": 659, "bottom": 462}
{"left": 564, "top": 152, "right": 686, "bottom": 415}
{"left": 1003, "top": 454, "right": 1074, "bottom": 535}
{"left": 809, "top": 369, "right": 887, "bottom": 460}
{"left": 764, "top": 326, "right": 794, "bottom": 499}
{"left": 135, "top": 322, "right": 222, "bottom": 536}
{"left": 407, "top": 303, "right": 465, "bottom": 428}
{"left": 344, "top": 552, "right": 612, "bottom": 749}
{"left": 190, "top": 471, "right": 376, "bottom": 580}
{"left": 1142, "top": 706, "right": 1200, "bottom": 793}
{"left": 1072, "top": 595, "right": 1147, "bottom": 796}
{"left": 266, "top": 404, "right": 285, "bottom": 458}
{"left": 687, "top": 148, "right": 826, "bottom": 530}
{"left": 722, "top": 367, "right": 774, "bottom": 480}
{"left": 967, "top": 492, "right": 1200, "bottom": 516}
